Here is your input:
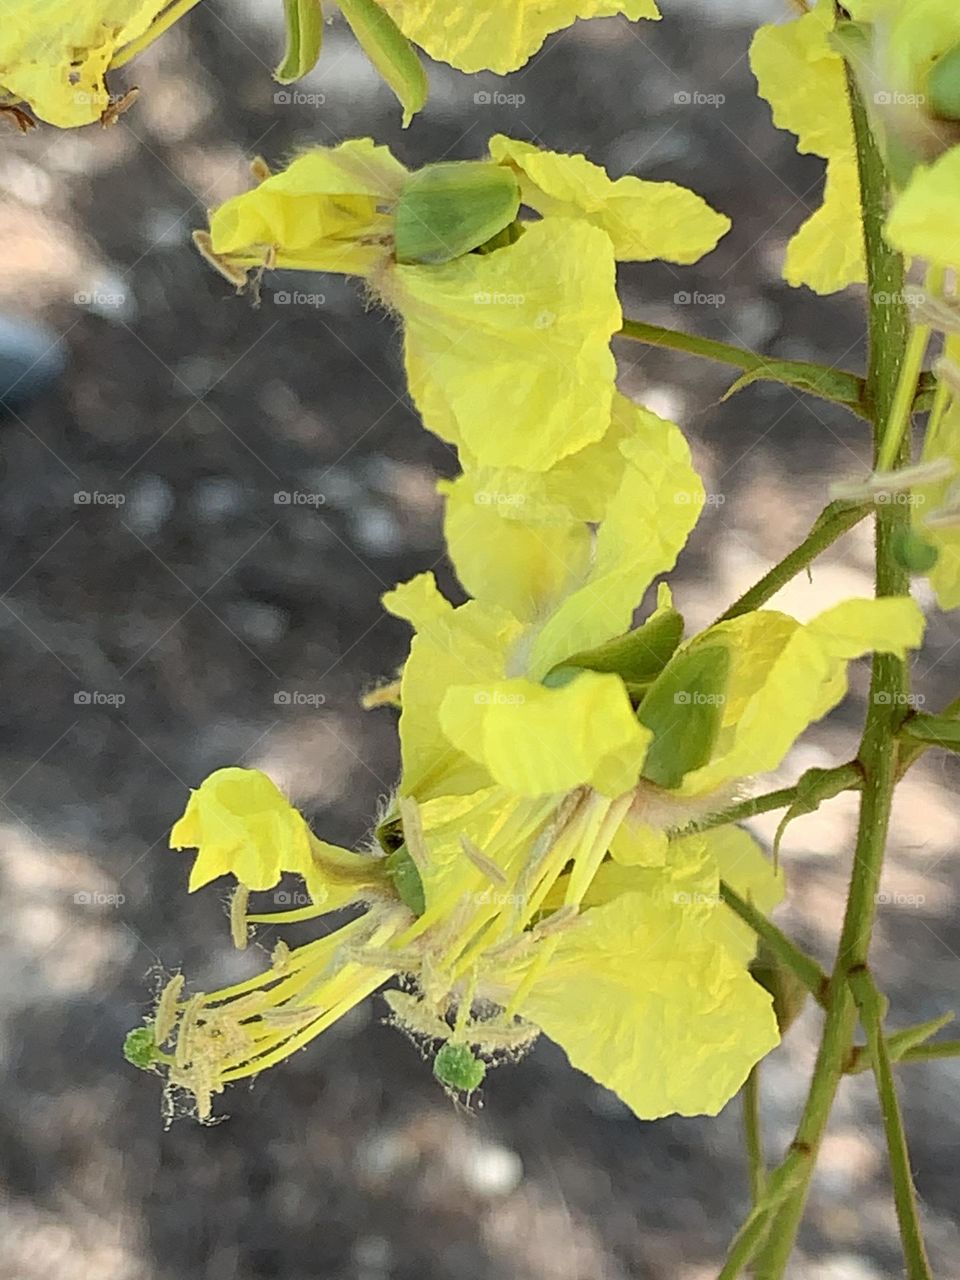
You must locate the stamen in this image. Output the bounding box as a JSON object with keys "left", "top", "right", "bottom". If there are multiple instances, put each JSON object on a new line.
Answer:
{"left": 230, "top": 885, "right": 250, "bottom": 950}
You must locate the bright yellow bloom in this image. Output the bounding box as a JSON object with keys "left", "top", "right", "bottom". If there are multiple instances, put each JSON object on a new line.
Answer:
{"left": 885, "top": 148, "right": 960, "bottom": 267}
{"left": 139, "top": 765, "right": 780, "bottom": 1122}
{"left": 170, "top": 766, "right": 388, "bottom": 905}
{"left": 199, "top": 138, "right": 729, "bottom": 471}
{"left": 378, "top": 0, "right": 660, "bottom": 75}
{"left": 383, "top": 402, "right": 703, "bottom": 800}
{"left": 0, "top": 0, "right": 189, "bottom": 127}
{"left": 750, "top": 0, "right": 866, "bottom": 294}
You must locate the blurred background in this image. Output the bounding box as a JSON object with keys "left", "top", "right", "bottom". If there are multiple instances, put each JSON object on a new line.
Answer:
{"left": 1, "top": 1, "right": 959, "bottom": 1276}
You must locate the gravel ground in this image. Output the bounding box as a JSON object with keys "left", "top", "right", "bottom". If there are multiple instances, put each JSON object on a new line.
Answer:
{"left": 0, "top": 3, "right": 958, "bottom": 1278}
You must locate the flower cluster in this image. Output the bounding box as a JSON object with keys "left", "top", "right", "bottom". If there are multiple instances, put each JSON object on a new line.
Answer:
{"left": 113, "top": 91, "right": 931, "bottom": 1122}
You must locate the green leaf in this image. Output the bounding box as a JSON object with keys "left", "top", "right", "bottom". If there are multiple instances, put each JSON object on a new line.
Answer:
{"left": 545, "top": 607, "right": 684, "bottom": 692}
{"left": 274, "top": 0, "right": 324, "bottom": 84}
{"left": 901, "top": 713, "right": 960, "bottom": 750}
{"left": 772, "top": 764, "right": 857, "bottom": 866}
{"left": 338, "top": 0, "right": 428, "bottom": 126}
{"left": 721, "top": 362, "right": 862, "bottom": 409}
{"left": 385, "top": 843, "right": 426, "bottom": 915}
{"left": 637, "top": 644, "right": 730, "bottom": 790}
{"left": 394, "top": 162, "right": 521, "bottom": 265}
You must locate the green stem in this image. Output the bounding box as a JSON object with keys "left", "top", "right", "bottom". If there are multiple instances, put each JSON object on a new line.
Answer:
{"left": 848, "top": 967, "right": 934, "bottom": 1280}
{"left": 720, "top": 882, "right": 829, "bottom": 1004}
{"left": 743, "top": 1067, "right": 767, "bottom": 1205}
{"left": 689, "top": 761, "right": 863, "bottom": 832}
{"left": 715, "top": 501, "right": 870, "bottom": 624}
{"left": 749, "top": 63, "right": 914, "bottom": 1280}
{"left": 617, "top": 319, "right": 867, "bottom": 415}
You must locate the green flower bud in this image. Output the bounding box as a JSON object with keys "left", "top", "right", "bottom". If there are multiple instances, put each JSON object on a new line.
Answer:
{"left": 394, "top": 162, "right": 521, "bottom": 266}
{"left": 123, "top": 1024, "right": 159, "bottom": 1071}
{"left": 928, "top": 43, "right": 960, "bottom": 123}
{"left": 892, "top": 527, "right": 939, "bottom": 574}
{"left": 637, "top": 644, "right": 730, "bottom": 790}
{"left": 434, "top": 1042, "right": 486, "bottom": 1092}
{"left": 385, "top": 843, "right": 426, "bottom": 916}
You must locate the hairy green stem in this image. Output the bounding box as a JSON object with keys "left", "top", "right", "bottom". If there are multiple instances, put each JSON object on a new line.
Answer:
{"left": 689, "top": 761, "right": 863, "bottom": 832}
{"left": 715, "top": 502, "right": 870, "bottom": 624}
{"left": 749, "top": 65, "right": 917, "bottom": 1280}
{"left": 743, "top": 1067, "right": 767, "bottom": 1205}
{"left": 617, "top": 319, "right": 867, "bottom": 414}
{"left": 720, "top": 882, "right": 829, "bottom": 1004}
{"left": 848, "top": 967, "right": 934, "bottom": 1280}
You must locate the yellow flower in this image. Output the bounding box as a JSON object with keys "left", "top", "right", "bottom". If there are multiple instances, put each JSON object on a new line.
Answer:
{"left": 170, "top": 766, "right": 387, "bottom": 905}
{"left": 199, "top": 138, "right": 729, "bottom": 471}
{"left": 139, "top": 770, "right": 781, "bottom": 1123}
{"left": 885, "top": 147, "right": 960, "bottom": 267}
{"left": 383, "top": 400, "right": 704, "bottom": 800}
{"left": 750, "top": 0, "right": 866, "bottom": 293}
{"left": 378, "top": 0, "right": 660, "bottom": 75}
{"left": 0, "top": 0, "right": 192, "bottom": 127}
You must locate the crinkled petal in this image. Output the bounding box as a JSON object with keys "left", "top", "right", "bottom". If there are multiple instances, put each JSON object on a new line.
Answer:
{"left": 785, "top": 155, "right": 865, "bottom": 294}
{"left": 379, "top": 0, "right": 659, "bottom": 75}
{"left": 529, "top": 415, "right": 703, "bottom": 673}
{"left": 679, "top": 826, "right": 785, "bottom": 965}
{"left": 490, "top": 135, "right": 730, "bottom": 263}
{"left": 750, "top": 0, "right": 865, "bottom": 292}
{"left": 679, "top": 598, "right": 925, "bottom": 795}
{"left": 391, "top": 218, "right": 620, "bottom": 470}
{"left": 0, "top": 0, "right": 165, "bottom": 126}
{"left": 514, "top": 890, "right": 779, "bottom": 1118}
{"left": 439, "top": 672, "right": 651, "bottom": 797}
{"left": 384, "top": 575, "right": 519, "bottom": 799}
{"left": 208, "top": 141, "right": 407, "bottom": 275}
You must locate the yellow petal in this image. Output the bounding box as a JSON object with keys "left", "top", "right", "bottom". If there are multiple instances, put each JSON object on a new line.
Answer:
{"left": 489, "top": 135, "right": 730, "bottom": 264}
{"left": 886, "top": 149, "right": 960, "bottom": 268}
{"left": 440, "top": 470, "right": 593, "bottom": 622}
{"left": 515, "top": 890, "right": 779, "bottom": 1118}
{"left": 439, "top": 672, "right": 651, "bottom": 797}
{"left": 207, "top": 140, "right": 407, "bottom": 276}
{"left": 0, "top": 0, "right": 165, "bottom": 126}
{"left": 390, "top": 218, "right": 620, "bottom": 470}
{"left": 678, "top": 598, "right": 925, "bottom": 794}
{"left": 750, "top": 0, "right": 865, "bottom": 293}
{"left": 378, "top": 0, "right": 659, "bottom": 75}
{"left": 529, "top": 414, "right": 703, "bottom": 673}
{"left": 784, "top": 155, "right": 866, "bottom": 294}
{"left": 384, "top": 577, "right": 519, "bottom": 799}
